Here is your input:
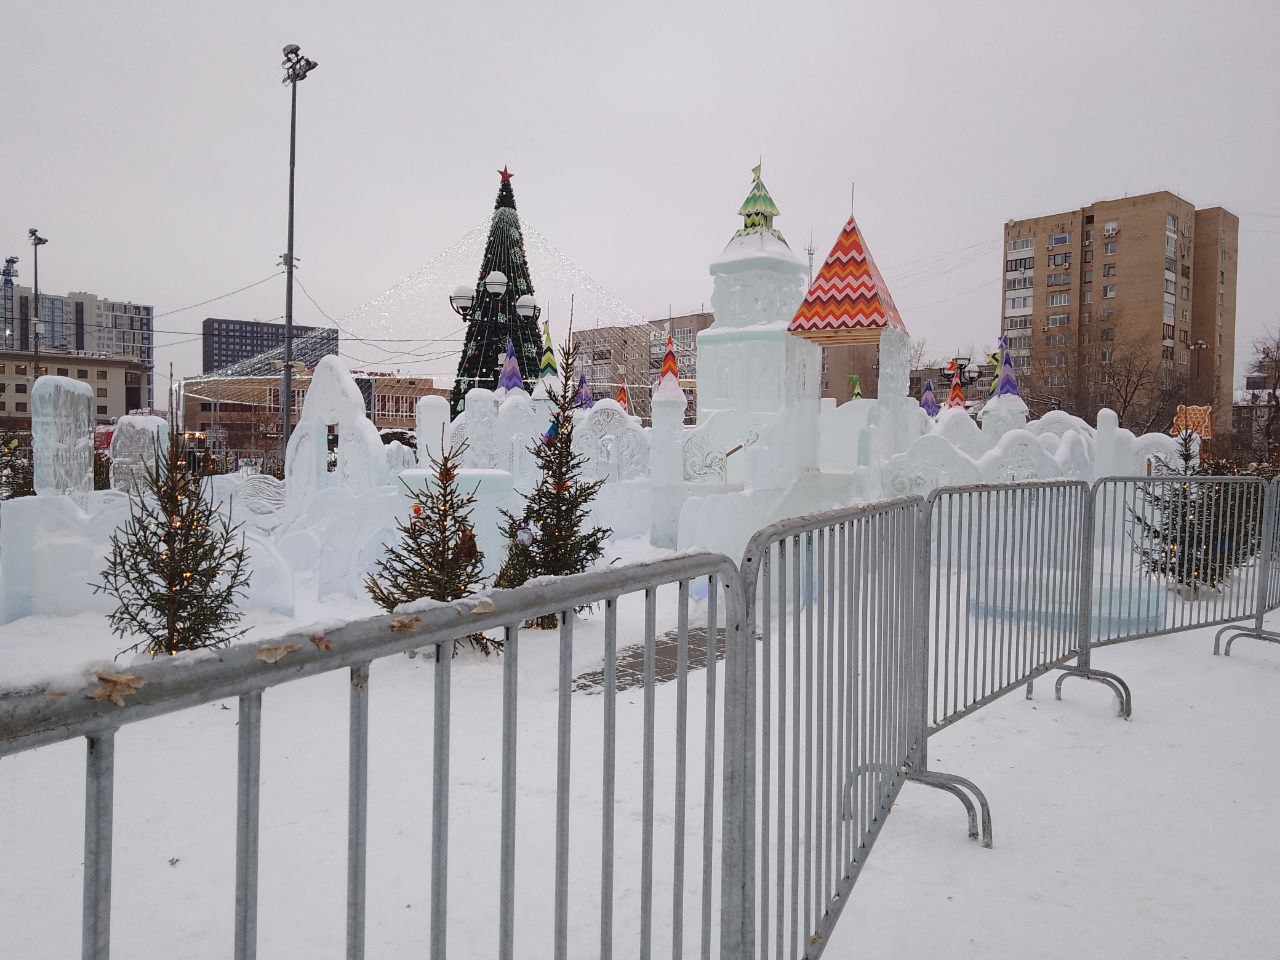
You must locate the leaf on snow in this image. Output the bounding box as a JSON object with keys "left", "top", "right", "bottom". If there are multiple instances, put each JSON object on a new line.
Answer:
{"left": 390, "top": 616, "right": 422, "bottom": 632}
{"left": 86, "top": 671, "right": 145, "bottom": 707}
{"left": 255, "top": 643, "right": 301, "bottom": 664}
{"left": 309, "top": 634, "right": 333, "bottom": 652}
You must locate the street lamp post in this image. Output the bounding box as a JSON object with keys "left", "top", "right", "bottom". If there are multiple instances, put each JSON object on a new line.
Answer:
{"left": 279, "top": 43, "right": 318, "bottom": 468}
{"left": 1189, "top": 338, "right": 1209, "bottom": 399}
{"left": 28, "top": 229, "right": 47, "bottom": 384}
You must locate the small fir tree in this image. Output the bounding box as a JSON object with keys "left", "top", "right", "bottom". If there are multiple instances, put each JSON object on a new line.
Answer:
{"left": 496, "top": 342, "right": 611, "bottom": 627}
{"left": 365, "top": 439, "right": 499, "bottom": 656}
{"left": 1133, "top": 431, "right": 1264, "bottom": 594}
{"left": 95, "top": 424, "right": 252, "bottom": 657}
{"left": 0, "top": 434, "right": 34, "bottom": 499}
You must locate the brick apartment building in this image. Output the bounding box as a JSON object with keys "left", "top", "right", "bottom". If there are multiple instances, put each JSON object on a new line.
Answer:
{"left": 1002, "top": 190, "right": 1237, "bottom": 433}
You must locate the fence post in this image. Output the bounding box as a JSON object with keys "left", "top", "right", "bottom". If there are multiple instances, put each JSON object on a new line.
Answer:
{"left": 1252, "top": 480, "right": 1277, "bottom": 633}
{"left": 1076, "top": 481, "right": 1099, "bottom": 671}
{"left": 719, "top": 565, "right": 753, "bottom": 959}
{"left": 911, "top": 497, "right": 934, "bottom": 774}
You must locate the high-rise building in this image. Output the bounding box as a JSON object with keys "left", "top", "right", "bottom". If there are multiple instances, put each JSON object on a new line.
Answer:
{"left": 202, "top": 317, "right": 338, "bottom": 372}
{"left": 1002, "top": 191, "right": 1237, "bottom": 433}
{"left": 1, "top": 282, "right": 155, "bottom": 409}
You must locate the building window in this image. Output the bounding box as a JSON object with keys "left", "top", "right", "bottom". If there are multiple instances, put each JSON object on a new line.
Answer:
{"left": 1004, "top": 317, "right": 1032, "bottom": 331}
{"left": 1084, "top": 249, "right": 1094, "bottom": 263}
{"left": 1100, "top": 350, "right": 1114, "bottom": 363}
{"left": 1006, "top": 237, "right": 1034, "bottom": 252}
{"left": 1182, "top": 264, "right": 1192, "bottom": 280}
{"left": 1050, "top": 232, "right": 1070, "bottom": 246}
{"left": 1179, "top": 330, "right": 1189, "bottom": 344}
{"left": 1167, "top": 214, "right": 1178, "bottom": 231}
{"left": 1006, "top": 296, "right": 1032, "bottom": 310}
{"left": 1178, "top": 351, "right": 1189, "bottom": 365}
{"left": 96, "top": 370, "right": 107, "bottom": 380}
{"left": 15, "top": 402, "right": 26, "bottom": 413}
{"left": 1103, "top": 220, "right": 1119, "bottom": 237}
{"left": 97, "top": 405, "right": 108, "bottom": 415}
{"left": 1045, "top": 333, "right": 1066, "bottom": 347}
{"left": 1102, "top": 285, "right": 1116, "bottom": 299}
{"left": 1083, "top": 270, "right": 1093, "bottom": 283}
{"left": 96, "top": 387, "right": 107, "bottom": 398}
{"left": 1104, "top": 241, "right": 1117, "bottom": 255}
{"left": 1005, "top": 256, "right": 1035, "bottom": 272}
{"left": 1084, "top": 228, "right": 1093, "bottom": 243}
{"left": 15, "top": 383, "right": 26, "bottom": 394}
{"left": 16, "top": 364, "right": 27, "bottom": 375}
{"left": 1047, "top": 253, "right": 1072, "bottom": 268}
{"left": 1163, "top": 323, "right": 1175, "bottom": 340}
{"left": 77, "top": 368, "right": 88, "bottom": 378}
{"left": 1047, "top": 292, "right": 1070, "bottom": 306}
{"left": 56, "top": 367, "right": 68, "bottom": 377}
{"left": 1047, "top": 272, "right": 1070, "bottom": 286}
{"left": 1102, "top": 263, "right": 1116, "bottom": 277}
{"left": 1101, "top": 328, "right": 1116, "bottom": 342}
{"left": 1046, "top": 314, "right": 1070, "bottom": 327}
{"left": 1004, "top": 276, "right": 1034, "bottom": 291}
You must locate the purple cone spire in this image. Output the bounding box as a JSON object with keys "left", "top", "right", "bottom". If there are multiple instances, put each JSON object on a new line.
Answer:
{"left": 994, "top": 338, "right": 1021, "bottom": 398}
{"left": 496, "top": 337, "right": 526, "bottom": 393}
{"left": 920, "top": 379, "right": 940, "bottom": 417}
{"left": 574, "top": 370, "right": 594, "bottom": 409}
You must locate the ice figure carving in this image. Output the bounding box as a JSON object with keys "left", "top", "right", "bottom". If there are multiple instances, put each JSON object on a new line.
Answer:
{"left": 32, "top": 376, "right": 94, "bottom": 498}
{"left": 108, "top": 415, "right": 168, "bottom": 494}
{"left": 284, "top": 356, "right": 389, "bottom": 511}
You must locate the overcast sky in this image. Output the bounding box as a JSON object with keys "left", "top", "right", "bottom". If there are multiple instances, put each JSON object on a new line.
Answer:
{"left": 4, "top": 1, "right": 1278, "bottom": 394}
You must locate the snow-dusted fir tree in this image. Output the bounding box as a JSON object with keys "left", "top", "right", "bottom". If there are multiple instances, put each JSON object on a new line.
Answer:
{"left": 496, "top": 342, "right": 610, "bottom": 627}
{"left": 1134, "top": 431, "right": 1263, "bottom": 594}
{"left": 96, "top": 423, "right": 251, "bottom": 657}
{"left": 365, "top": 440, "right": 499, "bottom": 655}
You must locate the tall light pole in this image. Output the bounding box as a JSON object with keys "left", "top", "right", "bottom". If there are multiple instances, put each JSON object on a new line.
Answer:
{"left": 279, "top": 44, "right": 318, "bottom": 467}
{"left": 28, "top": 229, "right": 47, "bottom": 383}
{"left": 1190, "top": 338, "right": 1209, "bottom": 400}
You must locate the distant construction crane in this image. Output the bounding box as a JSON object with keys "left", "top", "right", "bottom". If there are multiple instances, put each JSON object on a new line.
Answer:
{"left": 1, "top": 256, "right": 17, "bottom": 350}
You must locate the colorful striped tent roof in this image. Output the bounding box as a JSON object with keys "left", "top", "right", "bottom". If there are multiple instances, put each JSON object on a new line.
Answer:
{"left": 789, "top": 214, "right": 906, "bottom": 344}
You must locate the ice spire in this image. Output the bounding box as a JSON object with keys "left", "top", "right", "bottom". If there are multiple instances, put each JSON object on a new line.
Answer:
{"left": 539, "top": 320, "right": 557, "bottom": 384}
{"left": 993, "top": 336, "right": 1021, "bottom": 398}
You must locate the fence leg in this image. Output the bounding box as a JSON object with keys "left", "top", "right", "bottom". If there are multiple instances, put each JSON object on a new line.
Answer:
{"left": 1214, "top": 482, "right": 1280, "bottom": 657}
{"left": 1052, "top": 665, "right": 1132, "bottom": 719}
{"left": 1064, "top": 482, "right": 1134, "bottom": 720}
{"left": 905, "top": 769, "right": 993, "bottom": 849}
{"left": 910, "top": 498, "right": 994, "bottom": 850}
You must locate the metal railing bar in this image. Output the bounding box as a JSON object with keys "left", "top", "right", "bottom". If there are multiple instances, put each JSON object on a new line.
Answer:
{"left": 82, "top": 729, "right": 115, "bottom": 960}
{"left": 430, "top": 652, "right": 450, "bottom": 960}
{"left": 234, "top": 690, "right": 262, "bottom": 960}
{"left": 554, "top": 612, "right": 574, "bottom": 960}
{"left": 347, "top": 662, "right": 370, "bottom": 960}
{"left": 498, "top": 623, "right": 519, "bottom": 960}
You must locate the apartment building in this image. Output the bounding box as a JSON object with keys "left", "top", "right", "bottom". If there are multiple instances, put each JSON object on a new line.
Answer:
{"left": 202, "top": 318, "right": 339, "bottom": 372}
{"left": 1, "top": 283, "right": 155, "bottom": 407}
{"left": 1002, "top": 191, "right": 1237, "bottom": 432}
{"left": 571, "top": 312, "right": 712, "bottom": 424}
{"left": 0, "top": 350, "right": 153, "bottom": 432}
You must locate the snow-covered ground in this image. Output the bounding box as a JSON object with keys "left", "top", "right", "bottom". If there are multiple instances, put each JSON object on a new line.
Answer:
{"left": 825, "top": 625, "right": 1280, "bottom": 959}
{"left": 2, "top": 552, "right": 1278, "bottom": 958}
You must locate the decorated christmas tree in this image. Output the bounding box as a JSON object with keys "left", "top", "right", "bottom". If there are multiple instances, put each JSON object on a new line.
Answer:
{"left": 496, "top": 341, "right": 611, "bottom": 627}
{"left": 365, "top": 440, "right": 498, "bottom": 655}
{"left": 95, "top": 423, "right": 251, "bottom": 657}
{"left": 920, "top": 379, "right": 939, "bottom": 416}
{"left": 1133, "top": 431, "right": 1263, "bottom": 594}
{"left": 450, "top": 167, "right": 541, "bottom": 413}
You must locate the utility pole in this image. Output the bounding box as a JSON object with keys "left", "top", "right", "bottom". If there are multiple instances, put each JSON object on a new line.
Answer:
{"left": 279, "top": 44, "right": 319, "bottom": 466}
{"left": 28, "top": 229, "right": 47, "bottom": 384}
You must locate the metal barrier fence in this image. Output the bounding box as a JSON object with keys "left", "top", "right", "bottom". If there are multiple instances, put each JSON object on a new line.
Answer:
{"left": 739, "top": 497, "right": 972, "bottom": 960}
{"left": 0, "top": 551, "right": 747, "bottom": 960}
{"left": 8, "top": 476, "right": 1280, "bottom": 960}
{"left": 919, "top": 481, "right": 1092, "bottom": 732}
{"left": 1089, "top": 476, "right": 1269, "bottom": 647}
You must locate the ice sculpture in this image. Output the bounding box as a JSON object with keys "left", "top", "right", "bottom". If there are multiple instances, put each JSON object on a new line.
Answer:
{"left": 31, "top": 375, "right": 94, "bottom": 498}
{"left": 108, "top": 414, "right": 168, "bottom": 494}
{"left": 284, "top": 356, "right": 389, "bottom": 511}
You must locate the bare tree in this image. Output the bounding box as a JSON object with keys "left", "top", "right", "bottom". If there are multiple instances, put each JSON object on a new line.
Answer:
{"left": 1247, "top": 326, "right": 1280, "bottom": 458}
